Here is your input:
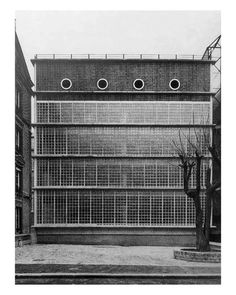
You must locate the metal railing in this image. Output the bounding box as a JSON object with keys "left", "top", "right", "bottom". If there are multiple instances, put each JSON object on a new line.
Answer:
{"left": 34, "top": 53, "right": 215, "bottom": 61}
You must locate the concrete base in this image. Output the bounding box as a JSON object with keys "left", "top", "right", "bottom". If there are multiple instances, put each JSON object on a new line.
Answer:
{"left": 34, "top": 227, "right": 196, "bottom": 246}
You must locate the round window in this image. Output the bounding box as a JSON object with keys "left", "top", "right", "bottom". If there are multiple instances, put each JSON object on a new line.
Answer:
{"left": 169, "top": 79, "right": 180, "bottom": 90}
{"left": 97, "top": 78, "right": 108, "bottom": 90}
{"left": 61, "top": 78, "right": 72, "bottom": 90}
{"left": 133, "top": 79, "right": 144, "bottom": 90}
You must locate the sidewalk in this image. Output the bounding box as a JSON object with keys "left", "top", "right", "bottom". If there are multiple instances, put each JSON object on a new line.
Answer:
{"left": 16, "top": 244, "right": 220, "bottom": 270}
{"left": 15, "top": 245, "right": 220, "bottom": 284}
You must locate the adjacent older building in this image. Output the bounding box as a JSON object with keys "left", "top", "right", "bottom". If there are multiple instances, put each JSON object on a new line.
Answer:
{"left": 31, "top": 54, "right": 214, "bottom": 245}
{"left": 15, "top": 33, "right": 33, "bottom": 245}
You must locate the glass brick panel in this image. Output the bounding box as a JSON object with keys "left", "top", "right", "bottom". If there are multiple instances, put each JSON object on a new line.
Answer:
{"left": 68, "top": 128, "right": 79, "bottom": 154}
{"left": 109, "top": 165, "right": 121, "bottom": 186}
{"left": 36, "top": 190, "right": 205, "bottom": 227}
{"left": 61, "top": 103, "right": 73, "bottom": 123}
{"left": 163, "top": 192, "right": 175, "bottom": 225}
{"left": 139, "top": 193, "right": 150, "bottom": 225}
{"left": 37, "top": 159, "right": 48, "bottom": 186}
{"left": 61, "top": 159, "right": 72, "bottom": 186}
{"left": 91, "top": 191, "right": 103, "bottom": 224}
{"left": 145, "top": 164, "right": 157, "bottom": 187}
{"left": 55, "top": 191, "right": 67, "bottom": 223}
{"left": 175, "top": 192, "right": 187, "bottom": 226}
{"left": 73, "top": 161, "right": 84, "bottom": 186}
{"left": 37, "top": 101, "right": 211, "bottom": 125}
{"left": 85, "top": 163, "right": 96, "bottom": 186}
{"left": 115, "top": 192, "right": 127, "bottom": 225}
{"left": 36, "top": 191, "right": 43, "bottom": 224}
{"left": 73, "top": 103, "right": 84, "bottom": 123}
{"left": 49, "top": 102, "right": 60, "bottom": 123}
{"left": 48, "top": 159, "right": 60, "bottom": 186}
{"left": 79, "top": 132, "right": 91, "bottom": 155}
{"left": 43, "top": 127, "right": 54, "bottom": 154}
{"left": 133, "top": 166, "right": 144, "bottom": 187}
{"left": 37, "top": 103, "right": 48, "bottom": 123}
{"left": 36, "top": 126, "right": 211, "bottom": 157}
{"left": 42, "top": 191, "right": 54, "bottom": 223}
{"left": 36, "top": 159, "right": 208, "bottom": 188}
{"left": 97, "top": 164, "right": 109, "bottom": 186}
{"left": 55, "top": 128, "right": 66, "bottom": 154}
{"left": 84, "top": 103, "right": 96, "bottom": 124}
{"left": 151, "top": 192, "right": 163, "bottom": 225}
{"left": 156, "top": 164, "right": 169, "bottom": 187}
{"left": 36, "top": 128, "right": 43, "bottom": 154}
{"left": 79, "top": 191, "right": 90, "bottom": 224}
{"left": 67, "top": 191, "right": 78, "bottom": 223}
{"left": 103, "top": 191, "right": 114, "bottom": 225}
{"left": 127, "top": 192, "right": 138, "bottom": 225}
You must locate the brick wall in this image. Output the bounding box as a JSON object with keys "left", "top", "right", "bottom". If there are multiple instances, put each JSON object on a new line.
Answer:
{"left": 36, "top": 60, "right": 211, "bottom": 92}
{"left": 15, "top": 33, "right": 33, "bottom": 237}
{"left": 15, "top": 83, "right": 31, "bottom": 124}
{"left": 22, "top": 197, "right": 31, "bottom": 234}
{"left": 22, "top": 124, "right": 31, "bottom": 195}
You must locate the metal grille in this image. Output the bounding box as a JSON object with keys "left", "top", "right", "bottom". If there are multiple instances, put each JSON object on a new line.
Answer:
{"left": 36, "top": 127, "right": 210, "bottom": 156}
{"left": 35, "top": 190, "right": 205, "bottom": 227}
{"left": 36, "top": 159, "right": 208, "bottom": 188}
{"left": 37, "top": 101, "right": 211, "bottom": 124}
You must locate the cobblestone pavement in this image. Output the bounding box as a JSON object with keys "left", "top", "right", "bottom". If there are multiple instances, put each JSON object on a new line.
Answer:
{"left": 15, "top": 245, "right": 221, "bottom": 268}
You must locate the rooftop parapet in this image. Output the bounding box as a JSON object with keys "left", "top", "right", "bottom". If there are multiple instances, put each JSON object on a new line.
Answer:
{"left": 32, "top": 53, "right": 216, "bottom": 62}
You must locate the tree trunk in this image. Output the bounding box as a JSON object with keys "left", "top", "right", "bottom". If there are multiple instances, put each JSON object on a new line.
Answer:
{"left": 193, "top": 196, "right": 210, "bottom": 251}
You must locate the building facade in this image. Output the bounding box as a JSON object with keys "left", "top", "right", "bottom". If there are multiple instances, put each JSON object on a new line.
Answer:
{"left": 32, "top": 54, "right": 213, "bottom": 245}
{"left": 15, "top": 33, "right": 33, "bottom": 245}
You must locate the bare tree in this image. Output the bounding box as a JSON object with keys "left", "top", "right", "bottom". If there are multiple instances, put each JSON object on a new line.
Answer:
{"left": 172, "top": 128, "right": 210, "bottom": 251}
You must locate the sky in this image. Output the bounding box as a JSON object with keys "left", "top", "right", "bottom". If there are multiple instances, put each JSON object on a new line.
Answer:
{"left": 15, "top": 11, "right": 221, "bottom": 82}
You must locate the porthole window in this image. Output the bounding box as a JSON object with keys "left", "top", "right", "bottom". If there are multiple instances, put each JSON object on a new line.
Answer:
{"left": 133, "top": 79, "right": 144, "bottom": 90}
{"left": 169, "top": 79, "right": 180, "bottom": 90}
{"left": 61, "top": 78, "right": 72, "bottom": 90}
{"left": 97, "top": 78, "right": 108, "bottom": 90}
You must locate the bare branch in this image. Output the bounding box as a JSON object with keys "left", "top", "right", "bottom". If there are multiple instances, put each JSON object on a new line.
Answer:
{"left": 171, "top": 139, "right": 183, "bottom": 156}
{"left": 178, "top": 129, "right": 187, "bottom": 158}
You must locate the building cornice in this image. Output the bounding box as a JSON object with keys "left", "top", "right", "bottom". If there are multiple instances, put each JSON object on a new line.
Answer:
{"left": 34, "top": 90, "right": 214, "bottom": 95}
{"left": 31, "top": 55, "right": 216, "bottom": 65}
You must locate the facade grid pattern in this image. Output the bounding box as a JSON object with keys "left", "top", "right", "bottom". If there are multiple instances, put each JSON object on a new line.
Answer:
{"left": 35, "top": 96, "right": 211, "bottom": 229}
{"left": 36, "top": 126, "right": 210, "bottom": 156}
{"left": 36, "top": 158, "right": 209, "bottom": 189}
{"left": 35, "top": 190, "right": 205, "bottom": 227}
{"left": 36, "top": 101, "right": 211, "bottom": 125}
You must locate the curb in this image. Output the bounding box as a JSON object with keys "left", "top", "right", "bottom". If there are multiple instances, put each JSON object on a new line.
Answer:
{"left": 16, "top": 272, "right": 221, "bottom": 279}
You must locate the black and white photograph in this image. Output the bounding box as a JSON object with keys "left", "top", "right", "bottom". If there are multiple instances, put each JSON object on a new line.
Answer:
{"left": 13, "top": 9, "right": 222, "bottom": 286}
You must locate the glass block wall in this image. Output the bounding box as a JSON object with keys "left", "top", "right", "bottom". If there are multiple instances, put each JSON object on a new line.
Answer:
{"left": 37, "top": 101, "right": 210, "bottom": 124}
{"left": 34, "top": 100, "right": 211, "bottom": 227}
{"left": 36, "top": 190, "right": 205, "bottom": 227}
